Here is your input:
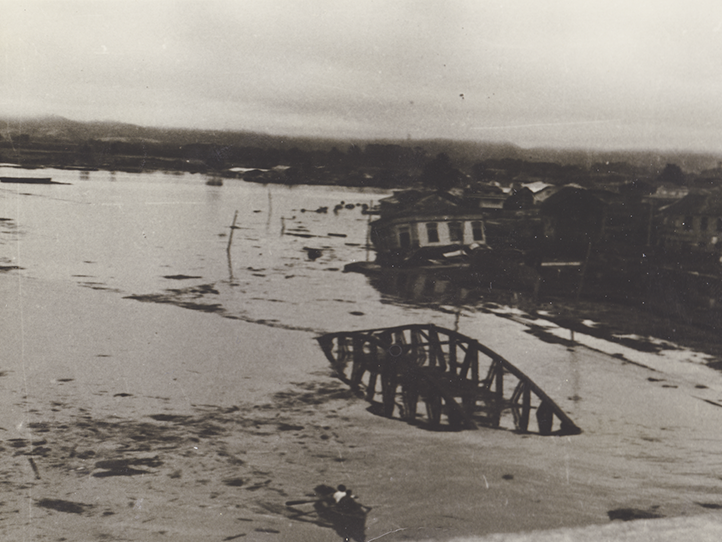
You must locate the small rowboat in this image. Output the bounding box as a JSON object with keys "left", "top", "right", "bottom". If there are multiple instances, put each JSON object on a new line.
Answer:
{"left": 286, "top": 485, "right": 370, "bottom": 542}
{"left": 313, "top": 497, "right": 368, "bottom": 522}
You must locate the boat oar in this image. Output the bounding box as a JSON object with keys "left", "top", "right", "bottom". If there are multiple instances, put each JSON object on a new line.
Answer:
{"left": 286, "top": 498, "right": 322, "bottom": 506}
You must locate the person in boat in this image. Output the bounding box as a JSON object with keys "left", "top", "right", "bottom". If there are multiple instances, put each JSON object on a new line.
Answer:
{"left": 309, "top": 484, "right": 368, "bottom": 542}
{"left": 336, "top": 490, "right": 358, "bottom": 513}
{"left": 316, "top": 484, "right": 363, "bottom": 513}
{"left": 333, "top": 484, "right": 348, "bottom": 503}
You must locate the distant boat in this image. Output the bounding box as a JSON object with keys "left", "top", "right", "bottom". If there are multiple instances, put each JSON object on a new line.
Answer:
{"left": 0, "top": 176, "right": 68, "bottom": 185}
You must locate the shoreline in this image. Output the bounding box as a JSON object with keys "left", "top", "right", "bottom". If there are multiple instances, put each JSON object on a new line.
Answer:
{"left": 5, "top": 160, "right": 722, "bottom": 353}
{"left": 531, "top": 295, "right": 722, "bottom": 363}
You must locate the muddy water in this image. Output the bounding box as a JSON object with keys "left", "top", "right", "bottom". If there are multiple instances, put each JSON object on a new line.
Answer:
{"left": 0, "top": 167, "right": 555, "bottom": 338}
{"left": 2, "top": 166, "right": 722, "bottom": 413}
{"left": 3, "top": 167, "right": 722, "bottom": 539}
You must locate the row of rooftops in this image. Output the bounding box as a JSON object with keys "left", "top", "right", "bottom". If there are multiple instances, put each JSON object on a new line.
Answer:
{"left": 375, "top": 184, "right": 626, "bottom": 221}
{"left": 376, "top": 181, "right": 722, "bottom": 221}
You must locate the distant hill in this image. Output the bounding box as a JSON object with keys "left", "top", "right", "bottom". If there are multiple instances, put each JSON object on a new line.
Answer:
{"left": 1, "top": 115, "right": 720, "bottom": 175}
{"left": 0, "top": 115, "right": 270, "bottom": 146}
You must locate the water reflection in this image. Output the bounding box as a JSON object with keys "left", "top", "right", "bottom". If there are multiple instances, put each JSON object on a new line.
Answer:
{"left": 366, "top": 265, "right": 538, "bottom": 312}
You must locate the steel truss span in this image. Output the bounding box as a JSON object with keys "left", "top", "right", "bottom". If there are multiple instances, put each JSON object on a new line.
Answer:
{"left": 317, "top": 324, "right": 581, "bottom": 436}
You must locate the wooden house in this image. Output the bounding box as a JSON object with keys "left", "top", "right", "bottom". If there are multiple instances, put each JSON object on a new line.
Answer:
{"left": 370, "top": 191, "right": 487, "bottom": 263}
{"left": 538, "top": 186, "right": 609, "bottom": 257}
{"left": 658, "top": 191, "right": 722, "bottom": 254}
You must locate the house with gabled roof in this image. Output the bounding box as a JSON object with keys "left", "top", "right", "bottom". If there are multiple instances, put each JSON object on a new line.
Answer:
{"left": 658, "top": 190, "right": 722, "bottom": 253}
{"left": 369, "top": 191, "right": 487, "bottom": 264}
{"left": 537, "top": 186, "right": 609, "bottom": 256}
{"left": 537, "top": 184, "right": 657, "bottom": 256}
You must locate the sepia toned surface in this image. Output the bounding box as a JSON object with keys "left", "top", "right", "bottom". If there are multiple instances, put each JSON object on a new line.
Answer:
{"left": 3, "top": 168, "right": 722, "bottom": 540}
{"left": 4, "top": 1, "right": 722, "bottom": 539}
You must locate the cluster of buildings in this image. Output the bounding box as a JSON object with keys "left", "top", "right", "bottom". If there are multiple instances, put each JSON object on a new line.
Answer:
{"left": 657, "top": 192, "right": 722, "bottom": 255}
{"left": 369, "top": 179, "right": 722, "bottom": 275}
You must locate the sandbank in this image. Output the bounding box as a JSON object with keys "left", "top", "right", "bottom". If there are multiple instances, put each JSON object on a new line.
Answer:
{"left": 2, "top": 272, "right": 722, "bottom": 541}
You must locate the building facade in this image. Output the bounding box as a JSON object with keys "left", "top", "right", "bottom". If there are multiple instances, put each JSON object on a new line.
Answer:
{"left": 370, "top": 192, "right": 487, "bottom": 260}
{"left": 658, "top": 192, "right": 722, "bottom": 253}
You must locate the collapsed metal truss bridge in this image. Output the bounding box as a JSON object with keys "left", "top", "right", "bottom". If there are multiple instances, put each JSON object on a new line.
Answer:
{"left": 317, "top": 324, "right": 580, "bottom": 435}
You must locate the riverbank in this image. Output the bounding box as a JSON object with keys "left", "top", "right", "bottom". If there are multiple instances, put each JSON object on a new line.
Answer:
{"left": 531, "top": 295, "right": 722, "bottom": 364}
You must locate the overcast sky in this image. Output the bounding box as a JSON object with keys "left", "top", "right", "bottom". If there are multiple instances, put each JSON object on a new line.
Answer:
{"left": 2, "top": 1, "right": 722, "bottom": 151}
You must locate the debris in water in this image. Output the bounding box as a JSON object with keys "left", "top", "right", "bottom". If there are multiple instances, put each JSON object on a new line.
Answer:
{"left": 304, "top": 247, "right": 322, "bottom": 260}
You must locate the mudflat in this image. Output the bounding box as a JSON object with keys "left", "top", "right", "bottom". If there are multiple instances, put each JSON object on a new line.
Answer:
{"left": 3, "top": 273, "right": 722, "bottom": 542}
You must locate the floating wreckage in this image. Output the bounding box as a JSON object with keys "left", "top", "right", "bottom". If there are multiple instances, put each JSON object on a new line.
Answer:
{"left": 317, "top": 324, "right": 580, "bottom": 436}
{"left": 0, "top": 176, "right": 69, "bottom": 185}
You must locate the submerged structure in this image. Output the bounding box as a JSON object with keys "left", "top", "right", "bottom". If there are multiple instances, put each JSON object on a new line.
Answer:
{"left": 317, "top": 324, "right": 580, "bottom": 436}
{"left": 346, "top": 189, "right": 543, "bottom": 296}
{"left": 368, "top": 191, "right": 487, "bottom": 267}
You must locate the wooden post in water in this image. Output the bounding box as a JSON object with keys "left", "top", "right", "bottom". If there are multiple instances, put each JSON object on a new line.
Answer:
{"left": 227, "top": 210, "right": 239, "bottom": 254}
{"left": 266, "top": 187, "right": 273, "bottom": 231}
{"left": 366, "top": 200, "right": 373, "bottom": 261}
{"left": 572, "top": 240, "right": 593, "bottom": 341}
{"left": 575, "top": 241, "right": 592, "bottom": 304}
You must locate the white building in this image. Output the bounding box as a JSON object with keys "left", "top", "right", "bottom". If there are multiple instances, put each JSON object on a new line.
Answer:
{"left": 370, "top": 192, "right": 486, "bottom": 258}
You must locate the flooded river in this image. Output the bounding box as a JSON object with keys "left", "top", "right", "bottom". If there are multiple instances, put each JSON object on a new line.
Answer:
{"left": 3, "top": 167, "right": 722, "bottom": 540}
{"left": 2, "top": 165, "right": 722, "bottom": 408}
{"left": 1, "top": 167, "right": 485, "bottom": 332}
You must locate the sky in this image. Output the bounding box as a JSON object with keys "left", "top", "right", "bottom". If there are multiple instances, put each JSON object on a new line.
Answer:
{"left": 2, "top": 0, "right": 722, "bottom": 152}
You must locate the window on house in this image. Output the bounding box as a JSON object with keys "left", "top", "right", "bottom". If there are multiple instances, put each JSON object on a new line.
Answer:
{"left": 426, "top": 222, "right": 439, "bottom": 243}
{"left": 683, "top": 216, "right": 693, "bottom": 231}
{"left": 448, "top": 222, "right": 463, "bottom": 243}
{"left": 423, "top": 276, "right": 436, "bottom": 296}
{"left": 701, "top": 217, "right": 708, "bottom": 231}
{"left": 471, "top": 221, "right": 484, "bottom": 242}
{"left": 398, "top": 226, "right": 411, "bottom": 249}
